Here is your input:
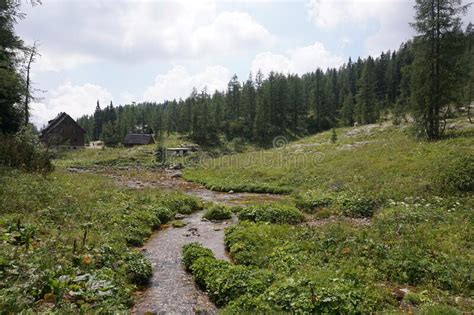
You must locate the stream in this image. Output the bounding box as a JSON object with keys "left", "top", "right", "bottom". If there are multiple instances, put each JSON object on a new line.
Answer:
{"left": 132, "top": 210, "right": 233, "bottom": 314}
{"left": 102, "top": 169, "right": 282, "bottom": 314}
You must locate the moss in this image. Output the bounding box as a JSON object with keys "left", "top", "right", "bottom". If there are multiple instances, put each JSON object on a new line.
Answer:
{"left": 171, "top": 220, "right": 186, "bottom": 228}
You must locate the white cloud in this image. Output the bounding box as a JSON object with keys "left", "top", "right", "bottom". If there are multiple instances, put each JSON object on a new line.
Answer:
{"left": 143, "top": 65, "right": 231, "bottom": 103}
{"left": 35, "top": 50, "right": 97, "bottom": 72}
{"left": 19, "top": 0, "right": 274, "bottom": 69}
{"left": 31, "top": 82, "right": 113, "bottom": 127}
{"left": 251, "top": 52, "right": 292, "bottom": 75}
{"left": 251, "top": 42, "right": 344, "bottom": 75}
{"left": 307, "top": 0, "right": 414, "bottom": 54}
{"left": 192, "top": 11, "right": 275, "bottom": 55}
{"left": 119, "top": 91, "right": 135, "bottom": 106}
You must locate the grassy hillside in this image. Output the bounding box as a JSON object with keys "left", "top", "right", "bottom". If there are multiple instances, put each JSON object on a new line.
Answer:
{"left": 181, "top": 119, "right": 474, "bottom": 313}
{"left": 184, "top": 120, "right": 474, "bottom": 199}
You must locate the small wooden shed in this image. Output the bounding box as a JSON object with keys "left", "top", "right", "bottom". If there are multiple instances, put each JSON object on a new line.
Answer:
{"left": 122, "top": 133, "right": 155, "bottom": 147}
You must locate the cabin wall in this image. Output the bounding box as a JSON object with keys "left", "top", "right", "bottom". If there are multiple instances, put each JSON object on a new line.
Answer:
{"left": 43, "top": 117, "right": 85, "bottom": 149}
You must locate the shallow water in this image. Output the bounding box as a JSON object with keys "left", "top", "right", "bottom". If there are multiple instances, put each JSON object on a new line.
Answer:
{"left": 132, "top": 211, "right": 233, "bottom": 314}
{"left": 69, "top": 167, "right": 281, "bottom": 314}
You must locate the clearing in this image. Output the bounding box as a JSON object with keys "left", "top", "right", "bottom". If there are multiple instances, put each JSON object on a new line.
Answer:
{"left": 1, "top": 119, "right": 472, "bottom": 313}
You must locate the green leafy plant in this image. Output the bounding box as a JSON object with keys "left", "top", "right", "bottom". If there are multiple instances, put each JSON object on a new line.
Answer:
{"left": 203, "top": 205, "right": 232, "bottom": 221}
{"left": 161, "top": 193, "right": 202, "bottom": 214}
{"left": 181, "top": 242, "right": 215, "bottom": 271}
{"left": 434, "top": 155, "right": 474, "bottom": 194}
{"left": 336, "top": 193, "right": 378, "bottom": 218}
{"left": 125, "top": 250, "right": 152, "bottom": 285}
{"left": 183, "top": 243, "right": 274, "bottom": 307}
{"left": 294, "top": 190, "right": 335, "bottom": 213}
{"left": 237, "top": 204, "right": 304, "bottom": 224}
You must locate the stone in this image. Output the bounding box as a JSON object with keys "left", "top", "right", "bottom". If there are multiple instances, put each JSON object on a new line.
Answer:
{"left": 400, "top": 288, "right": 409, "bottom": 294}
{"left": 171, "top": 172, "right": 182, "bottom": 179}
{"left": 228, "top": 190, "right": 234, "bottom": 194}
{"left": 175, "top": 213, "right": 186, "bottom": 220}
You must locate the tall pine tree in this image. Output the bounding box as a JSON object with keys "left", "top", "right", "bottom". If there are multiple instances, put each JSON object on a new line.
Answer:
{"left": 410, "top": 0, "right": 470, "bottom": 139}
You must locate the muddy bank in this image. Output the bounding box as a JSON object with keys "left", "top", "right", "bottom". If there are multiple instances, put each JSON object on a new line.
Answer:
{"left": 106, "top": 168, "right": 284, "bottom": 206}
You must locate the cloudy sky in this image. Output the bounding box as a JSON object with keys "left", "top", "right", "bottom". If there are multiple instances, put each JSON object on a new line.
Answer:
{"left": 17, "top": 0, "right": 473, "bottom": 127}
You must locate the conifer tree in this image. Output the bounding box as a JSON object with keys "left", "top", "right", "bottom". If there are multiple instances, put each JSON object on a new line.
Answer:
{"left": 93, "top": 100, "right": 102, "bottom": 140}
{"left": 465, "top": 23, "right": 474, "bottom": 123}
{"left": 356, "top": 57, "right": 378, "bottom": 124}
{"left": 410, "top": 0, "right": 470, "bottom": 139}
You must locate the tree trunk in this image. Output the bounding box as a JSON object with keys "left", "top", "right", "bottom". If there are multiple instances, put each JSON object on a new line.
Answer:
{"left": 24, "top": 42, "right": 38, "bottom": 126}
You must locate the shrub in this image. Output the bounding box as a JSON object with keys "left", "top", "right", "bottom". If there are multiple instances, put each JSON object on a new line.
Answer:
{"left": 125, "top": 250, "right": 152, "bottom": 285}
{"left": 229, "top": 206, "right": 243, "bottom": 214}
{"left": 190, "top": 256, "right": 273, "bottom": 307}
{"left": 261, "top": 273, "right": 390, "bottom": 314}
{"left": 154, "top": 206, "right": 174, "bottom": 224}
{"left": 224, "top": 223, "right": 294, "bottom": 266}
{"left": 203, "top": 205, "right": 232, "bottom": 221}
{"left": 419, "top": 304, "right": 462, "bottom": 315}
{"left": 139, "top": 207, "right": 162, "bottom": 229}
{"left": 200, "top": 182, "right": 292, "bottom": 194}
{"left": 434, "top": 155, "right": 474, "bottom": 194}
{"left": 294, "top": 190, "right": 334, "bottom": 213}
{"left": 0, "top": 127, "right": 53, "bottom": 173}
{"left": 181, "top": 242, "right": 215, "bottom": 271}
{"left": 222, "top": 294, "right": 274, "bottom": 314}
{"left": 403, "top": 291, "right": 426, "bottom": 306}
{"left": 161, "top": 193, "right": 202, "bottom": 214}
{"left": 237, "top": 204, "right": 304, "bottom": 224}
{"left": 183, "top": 243, "right": 274, "bottom": 307}
{"left": 337, "top": 194, "right": 378, "bottom": 218}
{"left": 190, "top": 256, "right": 228, "bottom": 288}
{"left": 125, "top": 225, "right": 151, "bottom": 247}
{"left": 203, "top": 263, "right": 274, "bottom": 307}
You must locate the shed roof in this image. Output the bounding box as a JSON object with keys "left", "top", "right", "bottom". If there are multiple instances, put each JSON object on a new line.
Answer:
{"left": 123, "top": 133, "right": 155, "bottom": 145}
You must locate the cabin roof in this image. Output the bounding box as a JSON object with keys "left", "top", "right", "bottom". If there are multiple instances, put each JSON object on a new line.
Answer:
{"left": 123, "top": 133, "right": 155, "bottom": 145}
{"left": 41, "top": 112, "right": 85, "bottom": 135}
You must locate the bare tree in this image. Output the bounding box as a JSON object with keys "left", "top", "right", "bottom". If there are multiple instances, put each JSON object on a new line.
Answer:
{"left": 23, "top": 41, "right": 40, "bottom": 125}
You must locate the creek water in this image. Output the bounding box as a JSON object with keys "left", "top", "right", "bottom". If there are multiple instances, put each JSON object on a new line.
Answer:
{"left": 114, "top": 169, "right": 282, "bottom": 314}
{"left": 132, "top": 210, "right": 233, "bottom": 314}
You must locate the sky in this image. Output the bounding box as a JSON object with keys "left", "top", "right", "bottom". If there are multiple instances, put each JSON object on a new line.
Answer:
{"left": 16, "top": 0, "right": 473, "bottom": 128}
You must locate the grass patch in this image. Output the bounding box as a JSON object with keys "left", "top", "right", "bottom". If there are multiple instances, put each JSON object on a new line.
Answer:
{"left": 202, "top": 205, "right": 232, "bottom": 221}
{"left": 181, "top": 243, "right": 274, "bottom": 307}
{"left": 184, "top": 122, "right": 474, "bottom": 199}
{"left": 294, "top": 190, "right": 379, "bottom": 218}
{"left": 220, "top": 196, "right": 473, "bottom": 313}
{"left": 237, "top": 204, "right": 305, "bottom": 224}
{"left": 0, "top": 168, "right": 200, "bottom": 312}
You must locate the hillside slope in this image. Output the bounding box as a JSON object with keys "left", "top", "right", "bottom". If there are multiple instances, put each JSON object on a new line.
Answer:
{"left": 181, "top": 119, "right": 473, "bottom": 313}
{"left": 184, "top": 119, "right": 474, "bottom": 200}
